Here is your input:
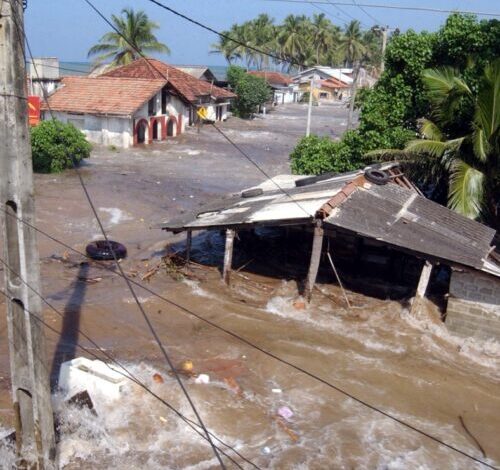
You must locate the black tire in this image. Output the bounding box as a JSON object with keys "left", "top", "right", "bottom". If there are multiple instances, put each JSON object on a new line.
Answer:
{"left": 364, "top": 169, "right": 390, "bottom": 185}
{"left": 241, "top": 188, "right": 264, "bottom": 198}
{"left": 86, "top": 240, "right": 127, "bottom": 261}
{"left": 295, "top": 171, "right": 337, "bottom": 187}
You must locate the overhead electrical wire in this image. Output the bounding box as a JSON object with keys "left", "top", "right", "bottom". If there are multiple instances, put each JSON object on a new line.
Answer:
{"left": 8, "top": 3, "right": 226, "bottom": 468}
{"left": 10, "top": 0, "right": 498, "bottom": 467}
{"left": 262, "top": 0, "right": 500, "bottom": 17}
{"left": 351, "top": 0, "right": 382, "bottom": 24}
{"left": 0, "top": 283, "right": 258, "bottom": 470}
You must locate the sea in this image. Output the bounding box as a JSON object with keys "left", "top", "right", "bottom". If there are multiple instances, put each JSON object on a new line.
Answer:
{"left": 60, "top": 61, "right": 229, "bottom": 81}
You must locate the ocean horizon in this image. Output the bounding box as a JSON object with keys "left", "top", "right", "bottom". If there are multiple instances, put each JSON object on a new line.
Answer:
{"left": 59, "top": 61, "right": 229, "bottom": 80}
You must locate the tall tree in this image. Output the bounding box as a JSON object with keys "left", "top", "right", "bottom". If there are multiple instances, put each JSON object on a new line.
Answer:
{"left": 277, "top": 15, "right": 311, "bottom": 70}
{"left": 404, "top": 61, "right": 500, "bottom": 225}
{"left": 338, "top": 20, "right": 366, "bottom": 67}
{"left": 88, "top": 8, "right": 169, "bottom": 67}
{"left": 311, "top": 13, "right": 337, "bottom": 64}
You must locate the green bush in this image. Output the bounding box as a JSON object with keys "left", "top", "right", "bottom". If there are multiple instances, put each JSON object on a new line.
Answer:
{"left": 31, "top": 120, "right": 91, "bottom": 173}
{"left": 290, "top": 133, "right": 365, "bottom": 175}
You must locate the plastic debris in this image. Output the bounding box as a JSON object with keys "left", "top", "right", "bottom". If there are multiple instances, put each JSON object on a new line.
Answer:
{"left": 153, "top": 373, "right": 164, "bottom": 384}
{"left": 159, "top": 416, "right": 167, "bottom": 423}
{"left": 194, "top": 374, "right": 210, "bottom": 384}
{"left": 293, "top": 299, "right": 306, "bottom": 310}
{"left": 261, "top": 446, "right": 271, "bottom": 455}
{"left": 272, "top": 388, "right": 282, "bottom": 394}
{"left": 277, "top": 406, "right": 294, "bottom": 421}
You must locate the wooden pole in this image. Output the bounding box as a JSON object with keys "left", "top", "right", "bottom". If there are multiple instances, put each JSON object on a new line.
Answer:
{"left": 305, "top": 222, "right": 324, "bottom": 301}
{"left": 410, "top": 261, "right": 433, "bottom": 314}
{"left": 222, "top": 229, "right": 235, "bottom": 285}
{"left": 185, "top": 230, "right": 192, "bottom": 264}
{"left": 0, "top": 1, "right": 56, "bottom": 467}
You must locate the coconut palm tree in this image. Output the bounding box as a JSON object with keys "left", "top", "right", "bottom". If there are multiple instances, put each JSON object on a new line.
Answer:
{"left": 404, "top": 61, "right": 499, "bottom": 225}
{"left": 88, "top": 8, "right": 169, "bottom": 67}
{"left": 338, "top": 20, "right": 366, "bottom": 67}
{"left": 277, "top": 15, "right": 311, "bottom": 70}
{"left": 311, "top": 13, "right": 338, "bottom": 65}
{"left": 210, "top": 32, "right": 240, "bottom": 64}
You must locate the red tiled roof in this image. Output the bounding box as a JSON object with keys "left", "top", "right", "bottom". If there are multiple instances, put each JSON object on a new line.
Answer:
{"left": 103, "top": 58, "right": 236, "bottom": 103}
{"left": 42, "top": 76, "right": 166, "bottom": 116}
{"left": 323, "top": 77, "right": 350, "bottom": 88}
{"left": 247, "top": 71, "right": 292, "bottom": 87}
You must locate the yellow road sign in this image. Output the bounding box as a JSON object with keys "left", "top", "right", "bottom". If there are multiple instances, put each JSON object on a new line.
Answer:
{"left": 197, "top": 107, "right": 208, "bottom": 120}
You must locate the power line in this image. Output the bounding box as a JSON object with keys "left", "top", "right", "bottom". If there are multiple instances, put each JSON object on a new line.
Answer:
{"left": 262, "top": 0, "right": 500, "bottom": 17}
{"left": 0, "top": 283, "right": 258, "bottom": 470}
{"left": 9, "top": 4, "right": 226, "bottom": 468}
{"left": 351, "top": 0, "right": 382, "bottom": 24}
{"left": 1, "top": 204, "right": 497, "bottom": 469}
{"left": 26, "top": 60, "right": 90, "bottom": 75}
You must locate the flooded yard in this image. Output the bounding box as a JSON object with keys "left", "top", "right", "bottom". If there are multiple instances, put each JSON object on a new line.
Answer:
{"left": 1, "top": 103, "right": 499, "bottom": 469}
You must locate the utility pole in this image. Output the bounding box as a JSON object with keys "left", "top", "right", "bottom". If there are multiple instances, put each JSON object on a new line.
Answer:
{"left": 0, "top": 0, "right": 56, "bottom": 468}
{"left": 305, "top": 75, "right": 314, "bottom": 137}
{"left": 380, "top": 26, "right": 388, "bottom": 74}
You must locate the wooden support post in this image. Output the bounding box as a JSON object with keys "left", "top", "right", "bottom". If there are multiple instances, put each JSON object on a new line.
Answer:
{"left": 305, "top": 222, "right": 324, "bottom": 301}
{"left": 223, "top": 229, "right": 235, "bottom": 285}
{"left": 185, "top": 230, "right": 192, "bottom": 264}
{"left": 411, "top": 260, "right": 433, "bottom": 314}
{"left": 0, "top": 1, "right": 56, "bottom": 467}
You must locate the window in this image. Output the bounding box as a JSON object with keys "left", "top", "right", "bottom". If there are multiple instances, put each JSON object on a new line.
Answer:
{"left": 148, "top": 97, "right": 156, "bottom": 116}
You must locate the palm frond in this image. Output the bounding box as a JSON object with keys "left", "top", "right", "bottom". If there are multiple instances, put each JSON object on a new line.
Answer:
{"left": 448, "top": 159, "right": 485, "bottom": 219}
{"left": 418, "top": 118, "right": 443, "bottom": 141}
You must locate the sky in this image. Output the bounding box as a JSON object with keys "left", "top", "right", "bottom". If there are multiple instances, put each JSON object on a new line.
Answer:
{"left": 25, "top": 0, "right": 500, "bottom": 66}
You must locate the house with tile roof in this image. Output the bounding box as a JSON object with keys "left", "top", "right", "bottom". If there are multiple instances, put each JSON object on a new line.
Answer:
{"left": 247, "top": 71, "right": 301, "bottom": 105}
{"left": 42, "top": 59, "right": 236, "bottom": 148}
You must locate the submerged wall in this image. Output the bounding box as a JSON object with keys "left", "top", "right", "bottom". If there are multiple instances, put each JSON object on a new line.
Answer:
{"left": 446, "top": 269, "right": 500, "bottom": 341}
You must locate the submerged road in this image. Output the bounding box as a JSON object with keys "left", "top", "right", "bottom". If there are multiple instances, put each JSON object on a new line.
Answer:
{"left": 0, "top": 103, "right": 499, "bottom": 469}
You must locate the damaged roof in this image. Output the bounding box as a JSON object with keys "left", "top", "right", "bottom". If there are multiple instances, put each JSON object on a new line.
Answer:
{"left": 159, "top": 165, "right": 499, "bottom": 277}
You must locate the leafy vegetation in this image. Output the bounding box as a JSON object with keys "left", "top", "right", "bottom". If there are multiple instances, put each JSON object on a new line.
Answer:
{"left": 31, "top": 120, "right": 91, "bottom": 173}
{"left": 227, "top": 65, "right": 271, "bottom": 118}
{"left": 88, "top": 8, "right": 169, "bottom": 67}
{"left": 211, "top": 14, "right": 383, "bottom": 73}
{"left": 400, "top": 61, "right": 500, "bottom": 227}
{"left": 290, "top": 14, "right": 500, "bottom": 228}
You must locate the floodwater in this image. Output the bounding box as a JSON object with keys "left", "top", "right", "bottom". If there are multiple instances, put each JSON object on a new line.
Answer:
{"left": 1, "top": 103, "right": 499, "bottom": 469}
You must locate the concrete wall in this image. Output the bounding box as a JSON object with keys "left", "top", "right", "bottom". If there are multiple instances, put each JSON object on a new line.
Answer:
{"left": 446, "top": 269, "right": 500, "bottom": 341}
{"left": 47, "top": 111, "right": 133, "bottom": 148}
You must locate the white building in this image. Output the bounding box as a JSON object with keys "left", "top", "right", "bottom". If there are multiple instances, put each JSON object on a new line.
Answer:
{"left": 247, "top": 71, "right": 301, "bottom": 105}
{"left": 43, "top": 58, "right": 236, "bottom": 148}
{"left": 28, "top": 57, "right": 62, "bottom": 98}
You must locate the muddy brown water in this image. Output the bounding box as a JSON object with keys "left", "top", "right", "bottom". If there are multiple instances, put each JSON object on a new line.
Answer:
{"left": 0, "top": 104, "right": 499, "bottom": 468}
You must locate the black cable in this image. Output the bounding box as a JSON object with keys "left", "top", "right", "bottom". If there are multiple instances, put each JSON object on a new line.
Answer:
{"left": 262, "top": 0, "right": 500, "bottom": 17}
{"left": 26, "top": 60, "right": 90, "bottom": 75}
{"left": 0, "top": 285, "right": 257, "bottom": 470}
{"left": 351, "top": 0, "right": 381, "bottom": 25}
{"left": 1, "top": 208, "right": 497, "bottom": 470}
{"left": 9, "top": 4, "right": 226, "bottom": 468}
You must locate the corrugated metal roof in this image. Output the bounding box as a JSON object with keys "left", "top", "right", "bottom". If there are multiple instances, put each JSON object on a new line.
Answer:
{"left": 324, "top": 183, "right": 498, "bottom": 273}
{"left": 159, "top": 166, "right": 499, "bottom": 276}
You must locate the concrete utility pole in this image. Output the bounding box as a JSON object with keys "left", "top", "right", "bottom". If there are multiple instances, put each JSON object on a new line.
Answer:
{"left": 0, "top": 0, "right": 56, "bottom": 467}
{"left": 380, "top": 27, "right": 388, "bottom": 74}
{"left": 305, "top": 75, "right": 315, "bottom": 137}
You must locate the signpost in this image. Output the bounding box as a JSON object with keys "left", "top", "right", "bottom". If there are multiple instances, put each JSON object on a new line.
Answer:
{"left": 28, "top": 96, "right": 41, "bottom": 126}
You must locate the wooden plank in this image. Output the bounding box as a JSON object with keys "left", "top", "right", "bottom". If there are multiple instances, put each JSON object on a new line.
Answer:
{"left": 185, "top": 230, "right": 192, "bottom": 263}
{"left": 223, "top": 229, "right": 236, "bottom": 285}
{"left": 410, "top": 261, "right": 433, "bottom": 314}
{"left": 305, "top": 223, "right": 324, "bottom": 301}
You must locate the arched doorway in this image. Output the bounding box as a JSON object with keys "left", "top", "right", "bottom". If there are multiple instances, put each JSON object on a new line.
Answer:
{"left": 152, "top": 120, "right": 159, "bottom": 140}
{"left": 135, "top": 119, "right": 149, "bottom": 145}
{"left": 167, "top": 116, "right": 176, "bottom": 137}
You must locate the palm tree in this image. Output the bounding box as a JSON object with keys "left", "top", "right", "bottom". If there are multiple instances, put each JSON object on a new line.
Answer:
{"left": 277, "top": 15, "right": 311, "bottom": 70}
{"left": 338, "top": 20, "right": 366, "bottom": 67}
{"left": 210, "top": 32, "right": 240, "bottom": 64}
{"left": 404, "top": 61, "right": 499, "bottom": 225}
{"left": 88, "top": 8, "right": 169, "bottom": 67}
{"left": 311, "top": 13, "right": 337, "bottom": 65}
